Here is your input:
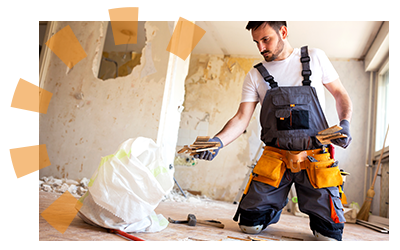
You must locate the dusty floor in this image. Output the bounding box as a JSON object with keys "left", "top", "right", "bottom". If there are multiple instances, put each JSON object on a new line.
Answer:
{"left": 39, "top": 191, "right": 389, "bottom": 241}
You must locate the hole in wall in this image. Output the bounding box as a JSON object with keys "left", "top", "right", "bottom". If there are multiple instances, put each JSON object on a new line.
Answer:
{"left": 97, "top": 21, "right": 146, "bottom": 80}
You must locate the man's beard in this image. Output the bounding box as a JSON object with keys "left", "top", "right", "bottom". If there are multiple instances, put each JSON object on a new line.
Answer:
{"left": 261, "top": 38, "right": 284, "bottom": 62}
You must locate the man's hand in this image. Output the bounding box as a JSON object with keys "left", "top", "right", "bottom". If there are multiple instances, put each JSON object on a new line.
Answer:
{"left": 194, "top": 137, "right": 223, "bottom": 161}
{"left": 332, "top": 120, "right": 352, "bottom": 148}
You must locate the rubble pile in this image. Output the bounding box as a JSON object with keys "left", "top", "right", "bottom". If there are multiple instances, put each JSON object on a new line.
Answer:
{"left": 162, "top": 188, "right": 212, "bottom": 203}
{"left": 39, "top": 176, "right": 90, "bottom": 197}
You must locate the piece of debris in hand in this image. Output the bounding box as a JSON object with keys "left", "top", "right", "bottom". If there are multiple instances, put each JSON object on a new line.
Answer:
{"left": 177, "top": 136, "right": 221, "bottom": 156}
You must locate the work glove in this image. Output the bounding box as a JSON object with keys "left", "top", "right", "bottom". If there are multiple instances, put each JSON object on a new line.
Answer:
{"left": 332, "top": 119, "right": 352, "bottom": 149}
{"left": 194, "top": 137, "right": 223, "bottom": 161}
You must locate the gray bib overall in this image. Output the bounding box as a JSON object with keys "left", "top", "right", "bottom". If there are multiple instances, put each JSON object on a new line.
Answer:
{"left": 233, "top": 46, "right": 345, "bottom": 241}
{"left": 257, "top": 46, "right": 328, "bottom": 150}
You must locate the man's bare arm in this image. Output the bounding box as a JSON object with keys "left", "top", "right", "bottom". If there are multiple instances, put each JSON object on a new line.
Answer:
{"left": 214, "top": 102, "right": 258, "bottom": 147}
{"left": 324, "top": 78, "right": 353, "bottom": 122}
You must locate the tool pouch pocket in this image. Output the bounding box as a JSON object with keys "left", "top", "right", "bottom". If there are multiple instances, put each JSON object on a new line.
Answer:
{"left": 252, "top": 151, "right": 286, "bottom": 188}
{"left": 306, "top": 157, "right": 343, "bottom": 189}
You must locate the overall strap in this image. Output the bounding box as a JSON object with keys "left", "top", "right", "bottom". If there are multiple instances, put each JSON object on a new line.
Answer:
{"left": 300, "top": 46, "right": 312, "bottom": 86}
{"left": 254, "top": 63, "right": 278, "bottom": 88}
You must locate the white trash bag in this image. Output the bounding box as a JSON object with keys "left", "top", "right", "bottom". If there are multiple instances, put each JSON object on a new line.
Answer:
{"left": 77, "top": 137, "right": 174, "bottom": 233}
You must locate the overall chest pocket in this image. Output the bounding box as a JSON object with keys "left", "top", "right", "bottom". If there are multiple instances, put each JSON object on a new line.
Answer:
{"left": 273, "top": 94, "right": 311, "bottom": 131}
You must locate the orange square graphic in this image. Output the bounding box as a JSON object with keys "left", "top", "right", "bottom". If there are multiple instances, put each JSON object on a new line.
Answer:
{"left": 39, "top": 145, "right": 50, "bottom": 169}
{"left": 11, "top": 79, "right": 52, "bottom": 114}
{"left": 108, "top": 7, "right": 138, "bottom": 45}
{"left": 10, "top": 144, "right": 51, "bottom": 178}
{"left": 167, "top": 17, "right": 206, "bottom": 61}
{"left": 178, "top": 16, "right": 190, "bottom": 21}
{"left": 45, "top": 25, "right": 87, "bottom": 69}
{"left": 108, "top": 7, "right": 138, "bottom": 22}
{"left": 41, "top": 191, "right": 83, "bottom": 234}
{"left": 39, "top": 88, "right": 52, "bottom": 114}
{"left": 110, "top": 21, "right": 138, "bottom": 45}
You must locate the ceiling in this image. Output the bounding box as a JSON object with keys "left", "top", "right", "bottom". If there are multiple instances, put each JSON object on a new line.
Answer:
{"left": 193, "top": 21, "right": 384, "bottom": 60}
{"left": 101, "top": 21, "right": 383, "bottom": 61}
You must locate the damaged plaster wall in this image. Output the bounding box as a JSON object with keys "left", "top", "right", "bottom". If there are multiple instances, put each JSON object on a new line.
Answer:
{"left": 39, "top": 21, "right": 172, "bottom": 180}
{"left": 174, "top": 54, "right": 261, "bottom": 202}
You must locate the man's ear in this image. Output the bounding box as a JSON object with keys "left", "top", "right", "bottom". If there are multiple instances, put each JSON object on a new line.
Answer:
{"left": 280, "top": 26, "right": 288, "bottom": 40}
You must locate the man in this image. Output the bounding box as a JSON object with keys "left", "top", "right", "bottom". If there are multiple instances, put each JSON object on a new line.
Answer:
{"left": 195, "top": 21, "right": 352, "bottom": 241}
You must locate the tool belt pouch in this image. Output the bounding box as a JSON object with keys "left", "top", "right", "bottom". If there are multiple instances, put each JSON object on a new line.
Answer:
{"left": 306, "top": 156, "right": 343, "bottom": 189}
{"left": 252, "top": 150, "right": 285, "bottom": 188}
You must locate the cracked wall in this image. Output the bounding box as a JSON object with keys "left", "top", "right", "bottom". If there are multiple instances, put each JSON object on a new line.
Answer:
{"left": 39, "top": 21, "right": 171, "bottom": 180}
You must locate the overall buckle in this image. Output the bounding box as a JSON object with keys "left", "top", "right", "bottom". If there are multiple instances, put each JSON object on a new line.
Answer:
{"left": 286, "top": 151, "right": 307, "bottom": 173}
{"left": 300, "top": 56, "right": 310, "bottom": 63}
{"left": 302, "top": 70, "right": 312, "bottom": 77}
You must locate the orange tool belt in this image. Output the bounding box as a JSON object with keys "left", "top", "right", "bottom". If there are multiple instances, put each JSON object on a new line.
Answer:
{"left": 244, "top": 146, "right": 343, "bottom": 193}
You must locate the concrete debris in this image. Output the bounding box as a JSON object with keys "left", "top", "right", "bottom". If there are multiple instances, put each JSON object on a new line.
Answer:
{"left": 39, "top": 177, "right": 212, "bottom": 202}
{"left": 39, "top": 176, "right": 89, "bottom": 197}
{"left": 80, "top": 177, "right": 89, "bottom": 188}
{"left": 55, "top": 183, "right": 69, "bottom": 193}
{"left": 49, "top": 178, "right": 63, "bottom": 187}
{"left": 68, "top": 184, "right": 78, "bottom": 195}
{"left": 162, "top": 188, "right": 211, "bottom": 203}
{"left": 42, "top": 184, "right": 52, "bottom": 192}
{"left": 77, "top": 186, "right": 87, "bottom": 196}
{"left": 64, "top": 179, "right": 80, "bottom": 186}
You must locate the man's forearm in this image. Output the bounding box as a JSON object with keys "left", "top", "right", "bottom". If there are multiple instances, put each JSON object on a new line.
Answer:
{"left": 215, "top": 116, "right": 248, "bottom": 146}
{"left": 324, "top": 79, "right": 353, "bottom": 123}
{"left": 214, "top": 102, "right": 257, "bottom": 147}
{"left": 336, "top": 91, "right": 353, "bottom": 123}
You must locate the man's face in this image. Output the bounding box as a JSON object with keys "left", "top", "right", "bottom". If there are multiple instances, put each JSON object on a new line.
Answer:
{"left": 251, "top": 23, "right": 284, "bottom": 62}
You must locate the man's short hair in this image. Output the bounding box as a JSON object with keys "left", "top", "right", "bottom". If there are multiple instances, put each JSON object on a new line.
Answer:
{"left": 245, "top": 21, "right": 287, "bottom": 34}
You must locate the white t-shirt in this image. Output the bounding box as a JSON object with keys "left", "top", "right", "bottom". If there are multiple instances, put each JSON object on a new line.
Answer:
{"left": 241, "top": 47, "right": 339, "bottom": 110}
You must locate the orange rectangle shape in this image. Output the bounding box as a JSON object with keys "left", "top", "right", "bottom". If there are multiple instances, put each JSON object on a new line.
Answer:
{"left": 110, "top": 21, "right": 138, "bottom": 45}
{"left": 108, "top": 7, "right": 138, "bottom": 45}
{"left": 10, "top": 144, "right": 51, "bottom": 178}
{"left": 167, "top": 17, "right": 206, "bottom": 61}
{"left": 39, "top": 87, "right": 53, "bottom": 114}
{"left": 108, "top": 7, "right": 139, "bottom": 21}
{"left": 38, "top": 144, "right": 51, "bottom": 171}
{"left": 41, "top": 191, "right": 81, "bottom": 234}
{"left": 9, "top": 144, "right": 50, "bottom": 179}
{"left": 11, "top": 79, "right": 52, "bottom": 114}
{"left": 45, "top": 25, "right": 87, "bottom": 69}
{"left": 9, "top": 145, "right": 39, "bottom": 179}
